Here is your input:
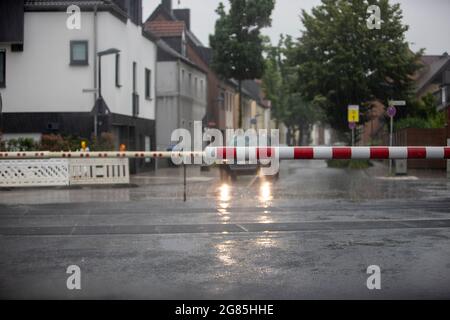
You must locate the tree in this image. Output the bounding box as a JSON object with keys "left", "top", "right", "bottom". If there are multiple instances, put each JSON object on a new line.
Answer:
{"left": 294, "top": 0, "right": 423, "bottom": 134}
{"left": 261, "top": 36, "right": 284, "bottom": 128}
{"left": 262, "top": 35, "right": 321, "bottom": 145}
{"left": 210, "top": 0, "right": 275, "bottom": 128}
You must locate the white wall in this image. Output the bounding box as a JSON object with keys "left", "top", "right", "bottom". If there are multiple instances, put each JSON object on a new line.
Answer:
{"left": 0, "top": 11, "right": 157, "bottom": 120}
{"left": 155, "top": 59, "right": 207, "bottom": 150}
{"left": 156, "top": 59, "right": 207, "bottom": 123}
{"left": 156, "top": 62, "right": 178, "bottom": 94}
{"left": 97, "top": 12, "right": 156, "bottom": 120}
{"left": 0, "top": 12, "right": 94, "bottom": 113}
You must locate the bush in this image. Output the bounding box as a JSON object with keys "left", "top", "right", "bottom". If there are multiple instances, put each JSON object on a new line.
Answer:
{"left": 0, "top": 133, "right": 114, "bottom": 152}
{"left": 0, "top": 133, "right": 6, "bottom": 151}
{"left": 4, "top": 138, "right": 39, "bottom": 151}
{"left": 40, "top": 134, "right": 69, "bottom": 151}
{"left": 395, "top": 112, "right": 446, "bottom": 130}
{"left": 395, "top": 93, "right": 446, "bottom": 130}
{"left": 90, "top": 132, "right": 115, "bottom": 151}
{"left": 395, "top": 117, "right": 429, "bottom": 130}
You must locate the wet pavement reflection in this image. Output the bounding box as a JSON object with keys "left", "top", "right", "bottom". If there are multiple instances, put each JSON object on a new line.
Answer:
{"left": 1, "top": 160, "right": 449, "bottom": 207}
{"left": 1, "top": 160, "right": 450, "bottom": 299}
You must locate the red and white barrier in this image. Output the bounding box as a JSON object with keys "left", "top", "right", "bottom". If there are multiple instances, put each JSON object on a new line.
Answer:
{"left": 0, "top": 147, "right": 449, "bottom": 160}
{"left": 212, "top": 147, "right": 450, "bottom": 160}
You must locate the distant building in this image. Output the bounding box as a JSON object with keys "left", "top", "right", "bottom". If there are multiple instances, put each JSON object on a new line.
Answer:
{"left": 360, "top": 53, "right": 450, "bottom": 147}
{"left": 145, "top": 0, "right": 236, "bottom": 136}
{"left": 311, "top": 124, "right": 333, "bottom": 146}
{"left": 414, "top": 52, "right": 450, "bottom": 141}
{"left": 240, "top": 80, "right": 271, "bottom": 131}
{"left": 0, "top": 0, "right": 158, "bottom": 172}
{"left": 359, "top": 101, "right": 387, "bottom": 146}
{"left": 154, "top": 39, "right": 207, "bottom": 167}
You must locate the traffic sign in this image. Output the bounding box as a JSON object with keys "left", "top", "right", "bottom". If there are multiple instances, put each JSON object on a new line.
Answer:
{"left": 387, "top": 106, "right": 397, "bottom": 118}
{"left": 389, "top": 100, "right": 406, "bottom": 107}
{"left": 348, "top": 122, "right": 356, "bottom": 130}
{"left": 348, "top": 105, "right": 360, "bottom": 123}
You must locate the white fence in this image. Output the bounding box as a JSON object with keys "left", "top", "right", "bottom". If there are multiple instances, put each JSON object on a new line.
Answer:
{"left": 0, "top": 158, "right": 129, "bottom": 188}
{"left": 69, "top": 159, "right": 129, "bottom": 185}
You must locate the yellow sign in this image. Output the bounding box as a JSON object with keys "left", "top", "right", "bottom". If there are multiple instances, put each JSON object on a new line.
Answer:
{"left": 348, "top": 105, "right": 360, "bottom": 123}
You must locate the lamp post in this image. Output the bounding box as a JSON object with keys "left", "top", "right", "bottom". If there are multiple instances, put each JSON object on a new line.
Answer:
{"left": 93, "top": 48, "right": 120, "bottom": 138}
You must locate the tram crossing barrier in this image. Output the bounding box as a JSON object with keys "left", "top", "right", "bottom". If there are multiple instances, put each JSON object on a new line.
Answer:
{"left": 1, "top": 147, "right": 448, "bottom": 197}
{"left": 0, "top": 146, "right": 449, "bottom": 161}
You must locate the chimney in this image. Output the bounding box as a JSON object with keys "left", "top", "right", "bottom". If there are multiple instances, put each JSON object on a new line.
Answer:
{"left": 125, "top": 0, "right": 142, "bottom": 25}
{"left": 173, "top": 9, "right": 190, "bottom": 30}
{"left": 162, "top": 0, "right": 172, "bottom": 13}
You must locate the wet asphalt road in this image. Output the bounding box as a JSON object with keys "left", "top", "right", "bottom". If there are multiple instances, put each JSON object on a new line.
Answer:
{"left": 0, "top": 160, "right": 450, "bottom": 299}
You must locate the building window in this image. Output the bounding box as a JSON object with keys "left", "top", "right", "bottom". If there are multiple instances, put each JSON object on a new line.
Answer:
{"left": 70, "top": 41, "right": 88, "bottom": 66}
{"left": 132, "top": 62, "right": 138, "bottom": 116}
{"left": 200, "top": 80, "right": 204, "bottom": 98}
{"left": 221, "top": 92, "right": 225, "bottom": 110}
{"left": 194, "top": 77, "right": 198, "bottom": 97}
{"left": 0, "top": 50, "right": 5, "bottom": 88}
{"left": 115, "top": 53, "right": 121, "bottom": 87}
{"left": 132, "top": 62, "right": 137, "bottom": 92}
{"left": 145, "top": 68, "right": 152, "bottom": 100}
{"left": 181, "top": 69, "right": 185, "bottom": 91}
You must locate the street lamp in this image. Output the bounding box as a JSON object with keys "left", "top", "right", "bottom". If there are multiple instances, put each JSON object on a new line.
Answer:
{"left": 97, "top": 48, "right": 120, "bottom": 99}
{"left": 93, "top": 48, "right": 120, "bottom": 138}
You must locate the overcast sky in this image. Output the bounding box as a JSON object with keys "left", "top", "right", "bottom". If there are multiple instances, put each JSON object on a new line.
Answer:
{"left": 142, "top": 0, "right": 450, "bottom": 55}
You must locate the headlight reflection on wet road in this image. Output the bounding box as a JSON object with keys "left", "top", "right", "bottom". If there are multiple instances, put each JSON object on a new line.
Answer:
{"left": 259, "top": 182, "right": 273, "bottom": 207}
{"left": 217, "top": 184, "right": 231, "bottom": 221}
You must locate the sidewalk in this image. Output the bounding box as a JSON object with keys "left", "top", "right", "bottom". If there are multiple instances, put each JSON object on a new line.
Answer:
{"left": 365, "top": 160, "right": 450, "bottom": 180}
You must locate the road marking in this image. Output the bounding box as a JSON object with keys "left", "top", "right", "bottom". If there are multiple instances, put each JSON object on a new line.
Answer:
{"left": 236, "top": 224, "right": 249, "bottom": 232}
{"left": 376, "top": 176, "right": 418, "bottom": 181}
{"left": 2, "top": 218, "right": 450, "bottom": 236}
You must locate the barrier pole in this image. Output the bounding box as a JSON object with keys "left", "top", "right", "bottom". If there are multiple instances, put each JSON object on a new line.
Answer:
{"left": 1, "top": 147, "right": 449, "bottom": 161}
{"left": 183, "top": 163, "right": 187, "bottom": 202}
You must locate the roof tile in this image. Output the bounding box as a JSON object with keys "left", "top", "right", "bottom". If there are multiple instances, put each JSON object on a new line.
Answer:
{"left": 146, "top": 20, "right": 186, "bottom": 38}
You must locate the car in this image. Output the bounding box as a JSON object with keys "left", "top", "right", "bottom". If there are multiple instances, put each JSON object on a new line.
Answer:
{"left": 219, "top": 135, "right": 280, "bottom": 181}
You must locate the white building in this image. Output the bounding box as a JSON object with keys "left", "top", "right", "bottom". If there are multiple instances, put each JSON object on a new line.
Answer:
{"left": 154, "top": 40, "right": 207, "bottom": 167}
{"left": 0, "top": 0, "right": 157, "bottom": 172}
